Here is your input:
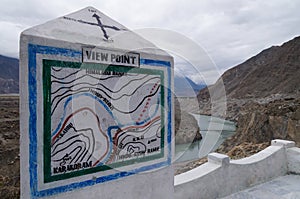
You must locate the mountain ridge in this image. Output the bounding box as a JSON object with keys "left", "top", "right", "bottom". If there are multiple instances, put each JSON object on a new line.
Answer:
{"left": 174, "top": 75, "right": 206, "bottom": 97}
{"left": 198, "top": 36, "right": 300, "bottom": 102}
{"left": 0, "top": 55, "right": 19, "bottom": 94}
{"left": 197, "top": 36, "right": 300, "bottom": 152}
{"left": 0, "top": 54, "right": 206, "bottom": 96}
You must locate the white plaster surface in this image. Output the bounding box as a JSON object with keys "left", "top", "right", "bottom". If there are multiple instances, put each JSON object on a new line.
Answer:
{"left": 222, "top": 175, "right": 300, "bottom": 199}
{"left": 20, "top": 6, "right": 174, "bottom": 199}
{"left": 271, "top": 139, "right": 295, "bottom": 148}
{"left": 287, "top": 147, "right": 300, "bottom": 174}
{"left": 47, "top": 166, "right": 174, "bottom": 199}
{"left": 174, "top": 140, "right": 300, "bottom": 199}
{"left": 22, "top": 6, "right": 168, "bottom": 56}
{"left": 208, "top": 152, "right": 230, "bottom": 165}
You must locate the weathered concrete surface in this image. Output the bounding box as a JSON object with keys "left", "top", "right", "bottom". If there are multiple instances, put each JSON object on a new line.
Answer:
{"left": 287, "top": 147, "right": 300, "bottom": 174}
{"left": 47, "top": 166, "right": 174, "bottom": 199}
{"left": 222, "top": 175, "right": 300, "bottom": 199}
{"left": 20, "top": 6, "right": 174, "bottom": 199}
{"left": 174, "top": 139, "right": 299, "bottom": 199}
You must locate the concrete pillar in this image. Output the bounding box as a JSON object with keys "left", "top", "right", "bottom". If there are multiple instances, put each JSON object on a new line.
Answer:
{"left": 20, "top": 7, "right": 174, "bottom": 198}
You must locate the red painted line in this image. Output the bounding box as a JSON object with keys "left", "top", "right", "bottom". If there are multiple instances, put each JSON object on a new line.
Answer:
{"left": 135, "top": 80, "right": 160, "bottom": 123}
{"left": 126, "top": 116, "right": 159, "bottom": 132}
{"left": 108, "top": 116, "right": 161, "bottom": 163}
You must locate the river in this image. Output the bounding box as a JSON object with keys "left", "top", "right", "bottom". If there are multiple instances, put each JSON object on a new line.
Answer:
{"left": 175, "top": 114, "right": 236, "bottom": 162}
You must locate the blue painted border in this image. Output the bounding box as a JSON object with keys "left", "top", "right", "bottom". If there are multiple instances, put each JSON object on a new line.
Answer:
{"left": 28, "top": 44, "right": 172, "bottom": 198}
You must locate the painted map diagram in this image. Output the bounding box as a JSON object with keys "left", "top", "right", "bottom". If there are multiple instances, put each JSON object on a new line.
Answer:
{"left": 43, "top": 60, "right": 164, "bottom": 179}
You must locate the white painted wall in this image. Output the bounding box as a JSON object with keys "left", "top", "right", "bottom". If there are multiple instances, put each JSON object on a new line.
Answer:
{"left": 20, "top": 7, "right": 175, "bottom": 199}
{"left": 287, "top": 147, "right": 300, "bottom": 174}
{"left": 47, "top": 166, "right": 174, "bottom": 199}
{"left": 174, "top": 139, "right": 299, "bottom": 199}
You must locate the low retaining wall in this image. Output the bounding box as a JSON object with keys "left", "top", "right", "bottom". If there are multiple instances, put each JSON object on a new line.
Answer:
{"left": 287, "top": 146, "right": 300, "bottom": 174}
{"left": 174, "top": 139, "right": 299, "bottom": 199}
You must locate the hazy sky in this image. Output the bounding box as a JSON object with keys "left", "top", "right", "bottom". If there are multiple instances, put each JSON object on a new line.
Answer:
{"left": 1, "top": 0, "right": 300, "bottom": 84}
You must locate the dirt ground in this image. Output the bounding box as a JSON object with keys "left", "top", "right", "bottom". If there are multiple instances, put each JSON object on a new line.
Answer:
{"left": 0, "top": 95, "right": 20, "bottom": 198}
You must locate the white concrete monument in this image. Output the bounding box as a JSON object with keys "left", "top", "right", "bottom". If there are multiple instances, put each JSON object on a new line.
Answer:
{"left": 20, "top": 7, "right": 174, "bottom": 198}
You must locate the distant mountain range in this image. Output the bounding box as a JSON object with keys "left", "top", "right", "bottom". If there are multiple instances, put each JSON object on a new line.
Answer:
{"left": 198, "top": 36, "right": 300, "bottom": 101}
{"left": 0, "top": 55, "right": 19, "bottom": 94}
{"left": 197, "top": 36, "right": 300, "bottom": 152}
{"left": 174, "top": 76, "right": 206, "bottom": 97}
{"left": 0, "top": 55, "right": 205, "bottom": 96}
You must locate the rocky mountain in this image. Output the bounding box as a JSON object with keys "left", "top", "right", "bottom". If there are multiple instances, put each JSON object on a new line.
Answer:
{"left": 175, "top": 97, "right": 202, "bottom": 144}
{"left": 174, "top": 76, "right": 206, "bottom": 97}
{"left": 0, "top": 55, "right": 19, "bottom": 94}
{"left": 198, "top": 36, "right": 300, "bottom": 102}
{"left": 173, "top": 76, "right": 204, "bottom": 144}
{"left": 197, "top": 36, "right": 300, "bottom": 150}
{"left": 0, "top": 54, "right": 207, "bottom": 96}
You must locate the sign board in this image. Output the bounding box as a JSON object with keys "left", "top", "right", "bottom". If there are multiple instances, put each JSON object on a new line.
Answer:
{"left": 82, "top": 47, "right": 140, "bottom": 67}
{"left": 20, "top": 7, "right": 174, "bottom": 199}
{"left": 45, "top": 59, "right": 165, "bottom": 182}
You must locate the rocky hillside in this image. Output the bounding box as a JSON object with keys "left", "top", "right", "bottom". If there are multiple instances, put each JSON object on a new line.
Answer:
{"left": 197, "top": 36, "right": 300, "bottom": 150}
{"left": 0, "top": 55, "right": 19, "bottom": 94}
{"left": 175, "top": 97, "right": 202, "bottom": 144}
{"left": 198, "top": 36, "right": 300, "bottom": 102}
{"left": 218, "top": 97, "right": 300, "bottom": 153}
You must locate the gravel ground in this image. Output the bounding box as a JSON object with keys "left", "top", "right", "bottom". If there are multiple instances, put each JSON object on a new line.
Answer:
{"left": 0, "top": 95, "right": 20, "bottom": 198}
